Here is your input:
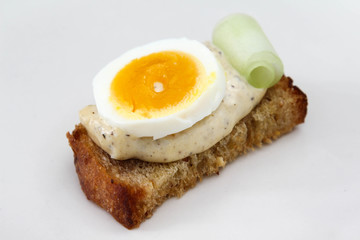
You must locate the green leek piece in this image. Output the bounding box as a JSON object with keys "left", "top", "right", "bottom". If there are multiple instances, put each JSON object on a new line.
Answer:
{"left": 212, "top": 14, "right": 284, "bottom": 88}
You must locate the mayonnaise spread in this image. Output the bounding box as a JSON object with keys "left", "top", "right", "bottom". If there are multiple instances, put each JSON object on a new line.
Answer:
{"left": 79, "top": 44, "right": 266, "bottom": 162}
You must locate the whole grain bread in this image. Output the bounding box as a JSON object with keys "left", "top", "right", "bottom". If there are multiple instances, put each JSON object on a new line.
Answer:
{"left": 67, "top": 76, "right": 307, "bottom": 229}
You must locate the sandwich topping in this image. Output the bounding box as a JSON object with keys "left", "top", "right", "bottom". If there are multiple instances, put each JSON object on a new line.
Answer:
{"left": 80, "top": 43, "right": 266, "bottom": 162}
{"left": 79, "top": 14, "right": 283, "bottom": 163}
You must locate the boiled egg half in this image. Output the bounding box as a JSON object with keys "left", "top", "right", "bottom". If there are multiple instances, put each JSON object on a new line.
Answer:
{"left": 93, "top": 38, "right": 226, "bottom": 139}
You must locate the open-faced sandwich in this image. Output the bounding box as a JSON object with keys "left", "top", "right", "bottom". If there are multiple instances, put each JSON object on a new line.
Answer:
{"left": 67, "top": 14, "right": 307, "bottom": 229}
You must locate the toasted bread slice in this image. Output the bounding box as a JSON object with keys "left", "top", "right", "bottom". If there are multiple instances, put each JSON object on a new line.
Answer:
{"left": 67, "top": 76, "right": 307, "bottom": 229}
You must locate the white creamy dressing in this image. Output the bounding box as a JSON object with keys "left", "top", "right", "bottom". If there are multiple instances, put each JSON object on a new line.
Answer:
{"left": 79, "top": 44, "right": 266, "bottom": 162}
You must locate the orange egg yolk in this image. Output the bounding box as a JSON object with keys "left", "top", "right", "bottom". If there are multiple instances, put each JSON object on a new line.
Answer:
{"left": 110, "top": 51, "right": 208, "bottom": 119}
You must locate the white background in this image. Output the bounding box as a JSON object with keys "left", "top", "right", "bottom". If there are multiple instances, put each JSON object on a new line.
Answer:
{"left": 1, "top": 0, "right": 360, "bottom": 239}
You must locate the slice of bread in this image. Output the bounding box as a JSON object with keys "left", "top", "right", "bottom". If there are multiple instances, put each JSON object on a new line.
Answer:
{"left": 67, "top": 76, "right": 307, "bottom": 229}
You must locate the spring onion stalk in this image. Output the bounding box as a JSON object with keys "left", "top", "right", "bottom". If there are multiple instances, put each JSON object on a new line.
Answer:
{"left": 212, "top": 14, "right": 284, "bottom": 88}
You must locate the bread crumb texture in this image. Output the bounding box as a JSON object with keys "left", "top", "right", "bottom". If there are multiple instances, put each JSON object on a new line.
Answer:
{"left": 67, "top": 76, "right": 307, "bottom": 229}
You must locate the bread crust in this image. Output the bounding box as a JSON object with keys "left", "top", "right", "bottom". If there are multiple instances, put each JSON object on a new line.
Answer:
{"left": 67, "top": 76, "right": 307, "bottom": 229}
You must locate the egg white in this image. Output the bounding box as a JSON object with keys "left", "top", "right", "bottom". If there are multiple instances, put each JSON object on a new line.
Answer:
{"left": 93, "top": 38, "right": 226, "bottom": 139}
